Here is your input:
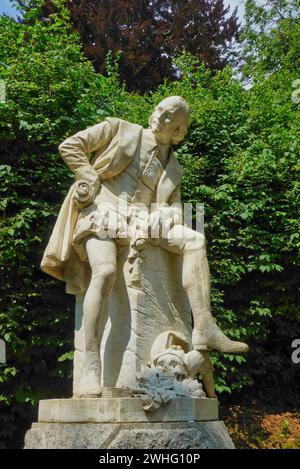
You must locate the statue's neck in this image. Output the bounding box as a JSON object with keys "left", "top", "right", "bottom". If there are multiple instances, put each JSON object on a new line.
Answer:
{"left": 157, "top": 143, "right": 171, "bottom": 166}
{"left": 144, "top": 128, "right": 171, "bottom": 165}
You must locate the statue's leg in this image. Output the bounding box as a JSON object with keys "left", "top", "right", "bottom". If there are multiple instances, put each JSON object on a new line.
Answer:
{"left": 159, "top": 225, "right": 249, "bottom": 354}
{"left": 79, "top": 236, "right": 117, "bottom": 398}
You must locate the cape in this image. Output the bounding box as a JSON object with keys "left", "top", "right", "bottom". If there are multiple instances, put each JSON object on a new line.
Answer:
{"left": 41, "top": 118, "right": 143, "bottom": 295}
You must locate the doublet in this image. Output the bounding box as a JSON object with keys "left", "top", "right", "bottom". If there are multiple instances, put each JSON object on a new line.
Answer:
{"left": 73, "top": 131, "right": 167, "bottom": 259}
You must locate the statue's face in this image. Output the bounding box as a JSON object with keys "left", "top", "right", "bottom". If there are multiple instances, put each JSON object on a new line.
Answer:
{"left": 149, "top": 97, "right": 189, "bottom": 145}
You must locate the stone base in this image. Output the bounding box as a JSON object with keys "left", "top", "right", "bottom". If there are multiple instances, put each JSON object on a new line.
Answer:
{"left": 24, "top": 397, "right": 234, "bottom": 449}
{"left": 37, "top": 397, "right": 219, "bottom": 423}
{"left": 25, "top": 421, "right": 234, "bottom": 449}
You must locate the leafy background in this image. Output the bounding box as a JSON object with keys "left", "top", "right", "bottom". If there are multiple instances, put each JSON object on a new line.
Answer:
{"left": 0, "top": 0, "right": 299, "bottom": 448}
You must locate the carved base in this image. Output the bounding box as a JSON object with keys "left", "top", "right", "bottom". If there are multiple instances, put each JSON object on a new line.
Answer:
{"left": 37, "top": 397, "right": 218, "bottom": 423}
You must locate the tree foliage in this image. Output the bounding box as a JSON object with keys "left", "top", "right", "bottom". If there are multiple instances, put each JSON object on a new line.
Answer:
{"left": 240, "top": 0, "right": 300, "bottom": 81}
{"left": 0, "top": 0, "right": 299, "bottom": 448}
{"left": 15, "top": 0, "right": 240, "bottom": 91}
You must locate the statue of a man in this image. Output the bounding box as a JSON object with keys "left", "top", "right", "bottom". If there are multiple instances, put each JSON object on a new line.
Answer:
{"left": 41, "top": 96, "right": 248, "bottom": 398}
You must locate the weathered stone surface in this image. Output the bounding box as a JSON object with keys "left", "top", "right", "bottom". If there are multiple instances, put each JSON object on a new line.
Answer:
{"left": 38, "top": 397, "right": 219, "bottom": 424}
{"left": 25, "top": 421, "right": 234, "bottom": 449}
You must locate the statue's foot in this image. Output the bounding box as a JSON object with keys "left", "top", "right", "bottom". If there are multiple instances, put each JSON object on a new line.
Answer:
{"left": 192, "top": 319, "right": 249, "bottom": 354}
{"left": 79, "top": 352, "right": 102, "bottom": 398}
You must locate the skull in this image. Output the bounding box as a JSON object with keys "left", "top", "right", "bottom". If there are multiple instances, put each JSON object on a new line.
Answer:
{"left": 155, "top": 352, "right": 187, "bottom": 379}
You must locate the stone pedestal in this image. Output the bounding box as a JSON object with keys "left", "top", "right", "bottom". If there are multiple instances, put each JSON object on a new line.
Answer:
{"left": 24, "top": 397, "right": 235, "bottom": 449}
{"left": 38, "top": 396, "right": 219, "bottom": 423}
{"left": 25, "top": 421, "right": 234, "bottom": 449}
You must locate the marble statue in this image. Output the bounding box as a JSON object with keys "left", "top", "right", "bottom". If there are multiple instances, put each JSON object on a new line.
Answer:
{"left": 41, "top": 96, "right": 248, "bottom": 402}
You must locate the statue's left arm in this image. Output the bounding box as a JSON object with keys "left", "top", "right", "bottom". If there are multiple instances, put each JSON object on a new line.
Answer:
{"left": 58, "top": 120, "right": 113, "bottom": 205}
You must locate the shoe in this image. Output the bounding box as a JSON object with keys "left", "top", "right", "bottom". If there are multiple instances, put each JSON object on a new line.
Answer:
{"left": 192, "top": 318, "right": 249, "bottom": 354}
{"left": 79, "top": 352, "right": 102, "bottom": 398}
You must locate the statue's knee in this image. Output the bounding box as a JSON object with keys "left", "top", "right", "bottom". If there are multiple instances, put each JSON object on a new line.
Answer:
{"left": 185, "top": 232, "right": 206, "bottom": 251}
{"left": 90, "top": 262, "right": 117, "bottom": 295}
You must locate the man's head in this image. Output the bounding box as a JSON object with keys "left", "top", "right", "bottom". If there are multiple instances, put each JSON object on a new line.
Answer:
{"left": 149, "top": 96, "right": 190, "bottom": 145}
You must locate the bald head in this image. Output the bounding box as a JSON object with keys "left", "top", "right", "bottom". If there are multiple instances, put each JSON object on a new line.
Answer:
{"left": 156, "top": 96, "right": 190, "bottom": 121}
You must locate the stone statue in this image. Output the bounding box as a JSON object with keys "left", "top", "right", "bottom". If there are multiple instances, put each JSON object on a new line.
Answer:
{"left": 41, "top": 96, "right": 248, "bottom": 400}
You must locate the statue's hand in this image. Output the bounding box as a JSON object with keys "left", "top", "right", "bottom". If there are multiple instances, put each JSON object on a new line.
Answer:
{"left": 148, "top": 210, "right": 161, "bottom": 238}
{"left": 155, "top": 205, "right": 183, "bottom": 234}
{"left": 74, "top": 179, "right": 100, "bottom": 209}
{"left": 75, "top": 180, "right": 90, "bottom": 202}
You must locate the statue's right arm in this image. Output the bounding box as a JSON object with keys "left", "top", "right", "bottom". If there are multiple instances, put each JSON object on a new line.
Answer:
{"left": 58, "top": 120, "right": 113, "bottom": 203}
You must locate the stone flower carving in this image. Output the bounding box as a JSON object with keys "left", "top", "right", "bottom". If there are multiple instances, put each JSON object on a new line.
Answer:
{"left": 132, "top": 364, "right": 205, "bottom": 412}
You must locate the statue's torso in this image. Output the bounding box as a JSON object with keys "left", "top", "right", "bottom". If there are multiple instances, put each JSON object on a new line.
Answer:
{"left": 99, "top": 128, "right": 164, "bottom": 202}
{"left": 73, "top": 129, "right": 166, "bottom": 258}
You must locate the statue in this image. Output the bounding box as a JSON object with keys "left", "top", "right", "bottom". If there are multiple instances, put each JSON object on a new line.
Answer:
{"left": 41, "top": 96, "right": 248, "bottom": 400}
